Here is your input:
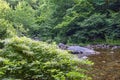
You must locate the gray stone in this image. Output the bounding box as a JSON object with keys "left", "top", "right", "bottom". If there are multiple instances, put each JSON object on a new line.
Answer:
{"left": 67, "top": 46, "right": 96, "bottom": 56}
{"left": 58, "top": 43, "right": 99, "bottom": 58}
{"left": 58, "top": 43, "right": 68, "bottom": 50}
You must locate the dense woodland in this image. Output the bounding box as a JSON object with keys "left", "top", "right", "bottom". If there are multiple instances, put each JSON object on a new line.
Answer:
{"left": 0, "top": 0, "right": 120, "bottom": 43}
{"left": 0, "top": 0, "right": 120, "bottom": 80}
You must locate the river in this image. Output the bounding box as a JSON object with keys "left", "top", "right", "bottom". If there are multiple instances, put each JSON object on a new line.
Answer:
{"left": 88, "top": 48, "right": 120, "bottom": 80}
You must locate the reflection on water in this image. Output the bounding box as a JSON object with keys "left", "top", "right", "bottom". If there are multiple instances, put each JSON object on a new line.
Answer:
{"left": 88, "top": 49, "right": 120, "bottom": 80}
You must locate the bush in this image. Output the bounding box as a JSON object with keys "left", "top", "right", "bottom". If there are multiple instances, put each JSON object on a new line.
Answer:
{"left": 0, "top": 0, "right": 11, "bottom": 20}
{"left": 0, "top": 19, "right": 16, "bottom": 39}
{"left": 0, "top": 37, "right": 93, "bottom": 80}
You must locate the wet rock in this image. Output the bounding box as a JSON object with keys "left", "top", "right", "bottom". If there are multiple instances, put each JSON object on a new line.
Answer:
{"left": 58, "top": 43, "right": 68, "bottom": 50}
{"left": 110, "top": 51, "right": 114, "bottom": 54}
{"left": 58, "top": 43, "right": 99, "bottom": 58}
{"left": 67, "top": 46, "right": 96, "bottom": 54}
{"left": 86, "top": 44, "right": 120, "bottom": 50}
{"left": 111, "top": 46, "right": 118, "bottom": 50}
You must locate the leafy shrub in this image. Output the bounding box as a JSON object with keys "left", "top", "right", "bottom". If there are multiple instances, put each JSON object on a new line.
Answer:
{"left": 76, "top": 13, "right": 107, "bottom": 41}
{"left": 0, "top": 37, "right": 93, "bottom": 80}
{"left": 11, "top": 1, "right": 39, "bottom": 37}
{"left": 105, "top": 12, "right": 120, "bottom": 40}
{"left": 0, "top": 0, "right": 11, "bottom": 20}
{"left": 0, "top": 19, "right": 16, "bottom": 39}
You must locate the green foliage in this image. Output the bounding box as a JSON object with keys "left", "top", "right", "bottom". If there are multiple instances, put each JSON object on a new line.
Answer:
{"left": 52, "top": 0, "right": 120, "bottom": 44}
{"left": 1, "top": 0, "right": 120, "bottom": 79}
{"left": 0, "top": 19, "right": 16, "bottom": 39}
{"left": 55, "top": 0, "right": 94, "bottom": 29}
{"left": 76, "top": 13, "right": 107, "bottom": 41}
{"left": 0, "top": 0, "right": 26, "bottom": 38}
{"left": 34, "top": 0, "right": 57, "bottom": 40}
{"left": 53, "top": 0, "right": 94, "bottom": 43}
{"left": 0, "top": 0, "right": 11, "bottom": 19}
{"left": 105, "top": 11, "right": 120, "bottom": 39}
{"left": 12, "top": 1, "right": 37, "bottom": 33}
{"left": 0, "top": 37, "right": 92, "bottom": 80}
{"left": 0, "top": 0, "right": 120, "bottom": 44}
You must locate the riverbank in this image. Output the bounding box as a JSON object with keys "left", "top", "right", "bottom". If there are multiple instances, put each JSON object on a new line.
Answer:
{"left": 85, "top": 44, "right": 120, "bottom": 50}
{"left": 77, "top": 40, "right": 120, "bottom": 47}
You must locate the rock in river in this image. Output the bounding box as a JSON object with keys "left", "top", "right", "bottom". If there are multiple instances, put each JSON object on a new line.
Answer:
{"left": 58, "top": 43, "right": 99, "bottom": 58}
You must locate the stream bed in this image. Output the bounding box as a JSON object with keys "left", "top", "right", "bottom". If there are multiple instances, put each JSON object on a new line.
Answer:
{"left": 88, "top": 49, "right": 120, "bottom": 80}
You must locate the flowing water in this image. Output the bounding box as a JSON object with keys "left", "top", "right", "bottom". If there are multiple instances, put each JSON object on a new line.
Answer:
{"left": 88, "top": 49, "right": 120, "bottom": 80}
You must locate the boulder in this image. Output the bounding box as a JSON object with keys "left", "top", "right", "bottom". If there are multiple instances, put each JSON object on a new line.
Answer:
{"left": 58, "top": 43, "right": 99, "bottom": 58}
{"left": 67, "top": 46, "right": 98, "bottom": 57}
{"left": 58, "top": 43, "right": 68, "bottom": 50}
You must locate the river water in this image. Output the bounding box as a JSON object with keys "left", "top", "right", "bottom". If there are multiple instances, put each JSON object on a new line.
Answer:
{"left": 88, "top": 49, "right": 120, "bottom": 80}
